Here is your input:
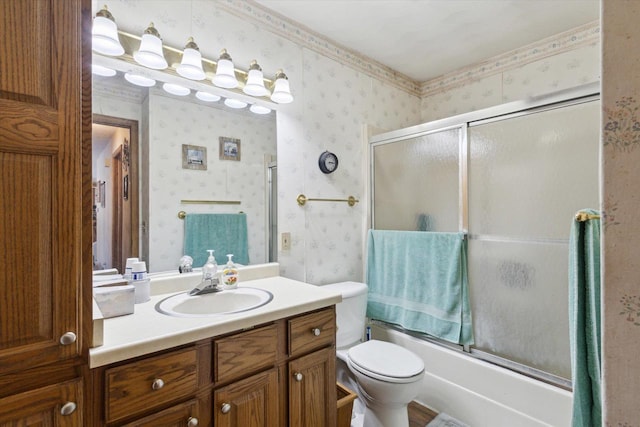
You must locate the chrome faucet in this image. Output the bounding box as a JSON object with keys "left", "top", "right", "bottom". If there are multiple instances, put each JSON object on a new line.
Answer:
{"left": 188, "top": 277, "right": 222, "bottom": 296}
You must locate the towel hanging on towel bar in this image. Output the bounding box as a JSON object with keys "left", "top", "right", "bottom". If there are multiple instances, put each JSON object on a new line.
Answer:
{"left": 183, "top": 213, "right": 250, "bottom": 266}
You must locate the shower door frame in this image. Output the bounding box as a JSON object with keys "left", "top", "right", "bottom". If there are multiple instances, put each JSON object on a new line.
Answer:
{"left": 368, "top": 82, "right": 600, "bottom": 389}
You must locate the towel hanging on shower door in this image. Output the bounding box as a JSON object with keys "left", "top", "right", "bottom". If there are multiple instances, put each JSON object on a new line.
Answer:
{"left": 568, "top": 209, "right": 601, "bottom": 427}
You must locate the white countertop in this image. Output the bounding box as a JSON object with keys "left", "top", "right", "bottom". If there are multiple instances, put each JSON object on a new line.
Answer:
{"left": 89, "top": 268, "right": 341, "bottom": 368}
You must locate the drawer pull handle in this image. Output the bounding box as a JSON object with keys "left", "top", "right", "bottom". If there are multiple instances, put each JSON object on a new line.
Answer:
{"left": 311, "top": 327, "right": 321, "bottom": 336}
{"left": 151, "top": 378, "right": 165, "bottom": 390}
{"left": 294, "top": 372, "right": 303, "bottom": 382}
{"left": 59, "top": 332, "right": 77, "bottom": 345}
{"left": 187, "top": 416, "right": 199, "bottom": 426}
{"left": 60, "top": 401, "right": 77, "bottom": 416}
{"left": 221, "top": 403, "right": 232, "bottom": 414}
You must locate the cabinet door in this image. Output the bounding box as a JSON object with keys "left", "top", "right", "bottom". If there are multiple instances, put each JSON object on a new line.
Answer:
{"left": 289, "top": 347, "right": 337, "bottom": 427}
{"left": 0, "top": 0, "right": 89, "bottom": 373}
{"left": 214, "top": 368, "right": 279, "bottom": 427}
{"left": 0, "top": 378, "right": 82, "bottom": 426}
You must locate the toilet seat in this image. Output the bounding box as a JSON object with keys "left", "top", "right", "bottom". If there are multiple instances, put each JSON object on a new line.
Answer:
{"left": 347, "top": 340, "right": 424, "bottom": 384}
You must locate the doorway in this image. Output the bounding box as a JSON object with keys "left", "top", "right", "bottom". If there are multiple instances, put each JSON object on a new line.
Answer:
{"left": 92, "top": 114, "right": 139, "bottom": 273}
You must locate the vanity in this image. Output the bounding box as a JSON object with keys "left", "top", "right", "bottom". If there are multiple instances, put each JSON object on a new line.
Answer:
{"left": 88, "top": 264, "right": 342, "bottom": 426}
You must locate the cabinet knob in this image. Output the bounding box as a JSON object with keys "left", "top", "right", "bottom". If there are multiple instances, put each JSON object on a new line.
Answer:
{"left": 294, "top": 372, "right": 303, "bottom": 382}
{"left": 59, "top": 332, "right": 77, "bottom": 345}
{"left": 221, "top": 403, "right": 231, "bottom": 414}
{"left": 60, "top": 401, "right": 77, "bottom": 416}
{"left": 311, "top": 327, "right": 321, "bottom": 336}
{"left": 187, "top": 416, "right": 199, "bottom": 426}
{"left": 151, "top": 378, "right": 165, "bottom": 390}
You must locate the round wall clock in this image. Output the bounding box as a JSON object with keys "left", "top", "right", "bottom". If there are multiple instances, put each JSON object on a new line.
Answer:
{"left": 318, "top": 150, "right": 338, "bottom": 174}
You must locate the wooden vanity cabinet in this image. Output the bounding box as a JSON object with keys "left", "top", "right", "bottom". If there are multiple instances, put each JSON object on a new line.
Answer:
{"left": 92, "top": 306, "right": 337, "bottom": 426}
{"left": 287, "top": 308, "right": 337, "bottom": 427}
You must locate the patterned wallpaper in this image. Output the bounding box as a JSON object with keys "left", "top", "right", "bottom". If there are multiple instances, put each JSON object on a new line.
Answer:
{"left": 93, "top": 83, "right": 276, "bottom": 273}
{"left": 421, "top": 42, "right": 600, "bottom": 122}
{"left": 276, "top": 50, "right": 420, "bottom": 283}
{"left": 601, "top": 2, "right": 640, "bottom": 424}
{"left": 147, "top": 90, "right": 276, "bottom": 272}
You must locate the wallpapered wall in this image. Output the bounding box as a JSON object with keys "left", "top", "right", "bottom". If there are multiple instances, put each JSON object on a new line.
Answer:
{"left": 92, "top": 85, "right": 276, "bottom": 273}
{"left": 420, "top": 37, "right": 600, "bottom": 121}
{"left": 146, "top": 90, "right": 276, "bottom": 271}
{"left": 92, "top": 0, "right": 421, "bottom": 282}
{"left": 602, "top": 2, "right": 640, "bottom": 424}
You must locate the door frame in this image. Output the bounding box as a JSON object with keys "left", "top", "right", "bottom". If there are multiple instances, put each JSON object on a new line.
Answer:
{"left": 93, "top": 114, "right": 139, "bottom": 271}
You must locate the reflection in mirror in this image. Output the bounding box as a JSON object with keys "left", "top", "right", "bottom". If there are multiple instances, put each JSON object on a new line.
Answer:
{"left": 92, "top": 75, "right": 277, "bottom": 273}
{"left": 92, "top": 116, "right": 139, "bottom": 274}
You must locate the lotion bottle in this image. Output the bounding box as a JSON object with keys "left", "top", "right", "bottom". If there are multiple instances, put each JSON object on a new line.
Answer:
{"left": 222, "top": 254, "right": 238, "bottom": 289}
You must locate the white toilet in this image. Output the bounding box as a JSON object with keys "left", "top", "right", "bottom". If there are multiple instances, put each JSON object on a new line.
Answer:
{"left": 323, "top": 281, "right": 425, "bottom": 427}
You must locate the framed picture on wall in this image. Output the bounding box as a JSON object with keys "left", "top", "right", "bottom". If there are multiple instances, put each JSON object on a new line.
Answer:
{"left": 219, "top": 136, "right": 241, "bottom": 161}
{"left": 182, "top": 144, "right": 207, "bottom": 170}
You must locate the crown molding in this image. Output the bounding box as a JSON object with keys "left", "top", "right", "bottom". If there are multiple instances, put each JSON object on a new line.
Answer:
{"left": 217, "top": 0, "right": 422, "bottom": 96}
{"left": 420, "top": 20, "right": 600, "bottom": 97}
{"left": 219, "top": 0, "right": 600, "bottom": 99}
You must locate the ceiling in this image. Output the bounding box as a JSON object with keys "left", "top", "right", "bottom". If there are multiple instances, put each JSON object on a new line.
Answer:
{"left": 253, "top": 0, "right": 599, "bottom": 82}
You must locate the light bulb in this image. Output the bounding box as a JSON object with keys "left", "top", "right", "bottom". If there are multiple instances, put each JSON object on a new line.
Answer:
{"left": 243, "top": 60, "right": 268, "bottom": 97}
{"left": 124, "top": 72, "right": 156, "bottom": 87}
{"left": 213, "top": 49, "right": 238, "bottom": 89}
{"left": 176, "top": 38, "right": 206, "bottom": 80}
{"left": 270, "top": 70, "right": 293, "bottom": 104}
{"left": 162, "top": 83, "right": 190, "bottom": 96}
{"left": 133, "top": 23, "right": 168, "bottom": 69}
{"left": 92, "top": 64, "right": 117, "bottom": 77}
{"left": 224, "top": 98, "right": 248, "bottom": 109}
{"left": 250, "top": 104, "right": 271, "bottom": 115}
{"left": 196, "top": 91, "right": 221, "bottom": 102}
{"left": 92, "top": 6, "right": 125, "bottom": 56}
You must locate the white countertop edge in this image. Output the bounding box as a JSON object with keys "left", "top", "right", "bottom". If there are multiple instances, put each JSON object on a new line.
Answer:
{"left": 89, "top": 275, "right": 341, "bottom": 368}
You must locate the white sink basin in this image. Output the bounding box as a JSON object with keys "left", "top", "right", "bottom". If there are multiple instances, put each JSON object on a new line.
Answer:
{"left": 156, "top": 287, "right": 273, "bottom": 318}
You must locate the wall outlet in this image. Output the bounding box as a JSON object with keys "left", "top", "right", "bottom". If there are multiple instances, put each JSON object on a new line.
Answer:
{"left": 281, "top": 232, "right": 291, "bottom": 250}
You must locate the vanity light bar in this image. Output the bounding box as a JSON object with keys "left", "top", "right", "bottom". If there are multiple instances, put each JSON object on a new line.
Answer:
{"left": 115, "top": 30, "right": 274, "bottom": 94}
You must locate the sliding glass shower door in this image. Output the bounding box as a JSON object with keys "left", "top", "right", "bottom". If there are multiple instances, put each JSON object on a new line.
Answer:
{"left": 370, "top": 92, "right": 600, "bottom": 384}
{"left": 467, "top": 101, "right": 599, "bottom": 380}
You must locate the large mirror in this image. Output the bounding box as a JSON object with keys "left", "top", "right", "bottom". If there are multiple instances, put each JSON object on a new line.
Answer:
{"left": 92, "top": 74, "right": 277, "bottom": 273}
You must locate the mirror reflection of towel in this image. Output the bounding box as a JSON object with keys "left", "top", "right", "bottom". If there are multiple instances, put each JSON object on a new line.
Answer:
{"left": 184, "top": 213, "right": 249, "bottom": 266}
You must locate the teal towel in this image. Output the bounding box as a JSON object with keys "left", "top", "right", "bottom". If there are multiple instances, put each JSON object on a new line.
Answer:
{"left": 569, "top": 209, "right": 601, "bottom": 427}
{"left": 366, "top": 229, "right": 473, "bottom": 345}
{"left": 184, "top": 213, "right": 250, "bottom": 267}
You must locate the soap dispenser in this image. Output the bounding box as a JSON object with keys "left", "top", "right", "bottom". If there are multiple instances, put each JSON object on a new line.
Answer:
{"left": 222, "top": 254, "right": 238, "bottom": 289}
{"left": 202, "top": 249, "right": 218, "bottom": 284}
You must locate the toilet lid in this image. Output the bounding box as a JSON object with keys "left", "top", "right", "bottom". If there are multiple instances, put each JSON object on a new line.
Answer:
{"left": 347, "top": 340, "right": 424, "bottom": 380}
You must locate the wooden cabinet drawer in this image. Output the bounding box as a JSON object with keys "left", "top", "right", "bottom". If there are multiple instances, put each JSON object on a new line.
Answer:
{"left": 215, "top": 324, "right": 278, "bottom": 384}
{"left": 121, "top": 397, "right": 209, "bottom": 427}
{"left": 105, "top": 347, "right": 198, "bottom": 423}
{"left": 288, "top": 308, "right": 335, "bottom": 356}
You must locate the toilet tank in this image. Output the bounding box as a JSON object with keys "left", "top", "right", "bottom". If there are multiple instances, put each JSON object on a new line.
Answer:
{"left": 322, "top": 281, "right": 368, "bottom": 348}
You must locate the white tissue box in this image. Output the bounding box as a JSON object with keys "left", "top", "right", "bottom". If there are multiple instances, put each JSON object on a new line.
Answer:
{"left": 93, "top": 283, "right": 135, "bottom": 318}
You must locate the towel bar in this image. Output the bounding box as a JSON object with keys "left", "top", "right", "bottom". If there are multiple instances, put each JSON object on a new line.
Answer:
{"left": 181, "top": 199, "right": 241, "bottom": 205}
{"left": 178, "top": 210, "right": 245, "bottom": 219}
{"left": 296, "top": 194, "right": 359, "bottom": 207}
{"left": 575, "top": 212, "right": 600, "bottom": 222}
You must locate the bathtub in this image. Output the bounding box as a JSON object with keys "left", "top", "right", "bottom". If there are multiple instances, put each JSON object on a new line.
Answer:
{"left": 371, "top": 324, "right": 571, "bottom": 427}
